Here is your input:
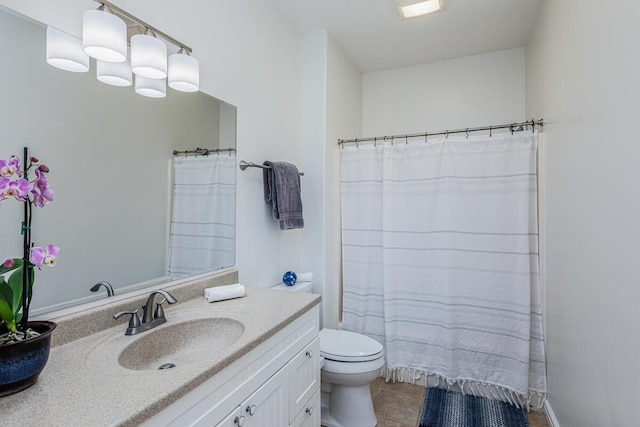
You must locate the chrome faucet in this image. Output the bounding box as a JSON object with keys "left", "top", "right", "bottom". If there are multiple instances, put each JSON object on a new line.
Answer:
{"left": 113, "top": 289, "right": 177, "bottom": 336}
{"left": 142, "top": 289, "right": 177, "bottom": 324}
{"left": 90, "top": 281, "right": 114, "bottom": 297}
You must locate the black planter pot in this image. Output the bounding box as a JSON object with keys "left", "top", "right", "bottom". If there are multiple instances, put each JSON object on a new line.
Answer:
{"left": 0, "top": 321, "right": 57, "bottom": 397}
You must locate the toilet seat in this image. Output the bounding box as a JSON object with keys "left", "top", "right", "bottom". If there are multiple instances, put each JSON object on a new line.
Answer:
{"left": 320, "top": 329, "right": 383, "bottom": 362}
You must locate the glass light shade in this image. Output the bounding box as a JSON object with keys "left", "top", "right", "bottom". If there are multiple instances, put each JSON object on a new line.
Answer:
{"left": 168, "top": 52, "right": 199, "bottom": 92}
{"left": 97, "top": 59, "right": 132, "bottom": 87}
{"left": 131, "top": 34, "right": 167, "bottom": 79}
{"left": 397, "top": 0, "right": 442, "bottom": 18}
{"left": 82, "top": 9, "right": 127, "bottom": 62}
{"left": 46, "top": 26, "right": 89, "bottom": 73}
{"left": 135, "top": 75, "right": 166, "bottom": 98}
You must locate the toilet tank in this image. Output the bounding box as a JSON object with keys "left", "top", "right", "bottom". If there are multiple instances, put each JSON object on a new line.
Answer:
{"left": 271, "top": 281, "right": 313, "bottom": 293}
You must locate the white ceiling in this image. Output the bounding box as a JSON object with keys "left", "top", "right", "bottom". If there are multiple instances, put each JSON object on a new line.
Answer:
{"left": 263, "top": 0, "right": 543, "bottom": 72}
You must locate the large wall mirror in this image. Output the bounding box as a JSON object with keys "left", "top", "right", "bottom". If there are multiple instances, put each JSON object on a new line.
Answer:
{"left": 0, "top": 5, "right": 237, "bottom": 314}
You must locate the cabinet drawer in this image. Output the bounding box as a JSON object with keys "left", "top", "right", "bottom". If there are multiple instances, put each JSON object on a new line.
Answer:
{"left": 289, "top": 337, "right": 320, "bottom": 422}
{"left": 290, "top": 388, "right": 320, "bottom": 427}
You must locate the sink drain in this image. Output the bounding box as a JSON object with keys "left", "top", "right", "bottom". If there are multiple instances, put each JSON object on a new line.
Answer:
{"left": 158, "top": 363, "right": 176, "bottom": 370}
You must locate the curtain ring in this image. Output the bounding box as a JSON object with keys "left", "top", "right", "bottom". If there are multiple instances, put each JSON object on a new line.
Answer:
{"left": 531, "top": 119, "right": 535, "bottom": 133}
{"left": 489, "top": 126, "right": 492, "bottom": 137}
{"left": 405, "top": 134, "right": 409, "bottom": 145}
{"left": 374, "top": 137, "right": 377, "bottom": 147}
{"left": 355, "top": 138, "right": 359, "bottom": 148}
{"left": 424, "top": 132, "right": 428, "bottom": 143}
{"left": 445, "top": 130, "right": 449, "bottom": 140}
{"left": 466, "top": 128, "right": 470, "bottom": 139}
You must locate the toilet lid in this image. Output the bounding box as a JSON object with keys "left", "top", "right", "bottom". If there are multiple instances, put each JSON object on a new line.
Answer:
{"left": 320, "top": 329, "right": 383, "bottom": 362}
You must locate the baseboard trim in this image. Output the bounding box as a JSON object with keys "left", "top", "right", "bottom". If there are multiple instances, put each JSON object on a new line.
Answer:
{"left": 543, "top": 400, "right": 560, "bottom": 427}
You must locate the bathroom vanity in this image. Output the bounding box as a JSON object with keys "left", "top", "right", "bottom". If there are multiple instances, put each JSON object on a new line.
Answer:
{"left": 0, "top": 271, "right": 321, "bottom": 427}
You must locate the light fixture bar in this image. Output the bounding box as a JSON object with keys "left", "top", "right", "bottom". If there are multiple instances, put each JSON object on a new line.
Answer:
{"left": 94, "top": 0, "right": 192, "bottom": 54}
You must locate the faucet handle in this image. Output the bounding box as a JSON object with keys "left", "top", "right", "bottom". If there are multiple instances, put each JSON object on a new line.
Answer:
{"left": 113, "top": 309, "right": 142, "bottom": 335}
{"left": 154, "top": 300, "right": 167, "bottom": 320}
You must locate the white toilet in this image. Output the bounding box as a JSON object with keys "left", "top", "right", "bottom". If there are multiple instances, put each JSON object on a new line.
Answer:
{"left": 272, "top": 281, "right": 385, "bottom": 427}
{"left": 319, "top": 328, "right": 384, "bottom": 427}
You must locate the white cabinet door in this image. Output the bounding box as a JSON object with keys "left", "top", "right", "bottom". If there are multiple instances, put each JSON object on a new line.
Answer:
{"left": 242, "top": 366, "right": 289, "bottom": 427}
{"left": 290, "top": 389, "right": 320, "bottom": 427}
{"left": 216, "top": 407, "right": 244, "bottom": 427}
{"left": 289, "top": 337, "right": 320, "bottom": 422}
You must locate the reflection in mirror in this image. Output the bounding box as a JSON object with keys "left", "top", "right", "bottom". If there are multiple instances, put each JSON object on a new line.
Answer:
{"left": 0, "top": 6, "right": 236, "bottom": 314}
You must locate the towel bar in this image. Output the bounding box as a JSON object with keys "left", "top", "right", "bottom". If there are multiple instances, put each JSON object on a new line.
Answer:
{"left": 239, "top": 160, "right": 304, "bottom": 176}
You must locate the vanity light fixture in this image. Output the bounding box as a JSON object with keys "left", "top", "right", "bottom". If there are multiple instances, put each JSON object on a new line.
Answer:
{"left": 45, "top": 0, "right": 199, "bottom": 98}
{"left": 46, "top": 26, "right": 90, "bottom": 73}
{"left": 397, "top": 0, "right": 443, "bottom": 19}
{"left": 168, "top": 48, "right": 200, "bottom": 92}
{"left": 82, "top": 5, "right": 127, "bottom": 62}
{"left": 135, "top": 75, "right": 167, "bottom": 98}
{"left": 131, "top": 29, "right": 168, "bottom": 79}
{"left": 97, "top": 57, "right": 132, "bottom": 87}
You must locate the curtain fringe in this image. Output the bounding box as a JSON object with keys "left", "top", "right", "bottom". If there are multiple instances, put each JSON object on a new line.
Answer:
{"left": 382, "top": 366, "right": 546, "bottom": 411}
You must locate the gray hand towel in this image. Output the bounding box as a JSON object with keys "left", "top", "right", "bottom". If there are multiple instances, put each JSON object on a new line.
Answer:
{"left": 263, "top": 161, "right": 304, "bottom": 230}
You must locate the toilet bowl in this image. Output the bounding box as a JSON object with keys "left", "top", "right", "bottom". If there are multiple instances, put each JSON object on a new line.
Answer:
{"left": 320, "top": 328, "right": 385, "bottom": 427}
{"left": 270, "top": 281, "right": 385, "bottom": 427}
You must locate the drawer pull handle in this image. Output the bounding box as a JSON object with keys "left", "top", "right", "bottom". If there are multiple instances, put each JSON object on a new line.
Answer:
{"left": 306, "top": 407, "right": 314, "bottom": 416}
{"left": 234, "top": 415, "right": 245, "bottom": 426}
{"left": 305, "top": 350, "right": 314, "bottom": 358}
{"left": 246, "top": 404, "right": 257, "bottom": 416}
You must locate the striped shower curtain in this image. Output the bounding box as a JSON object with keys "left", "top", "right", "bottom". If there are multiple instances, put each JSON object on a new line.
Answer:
{"left": 167, "top": 154, "right": 236, "bottom": 277}
{"left": 341, "top": 132, "right": 546, "bottom": 408}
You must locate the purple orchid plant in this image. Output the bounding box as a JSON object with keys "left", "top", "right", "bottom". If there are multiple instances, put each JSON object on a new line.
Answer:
{"left": 0, "top": 153, "right": 59, "bottom": 342}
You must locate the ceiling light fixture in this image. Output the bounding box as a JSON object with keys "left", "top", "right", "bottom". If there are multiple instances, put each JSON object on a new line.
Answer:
{"left": 46, "top": 26, "right": 90, "bottom": 73}
{"left": 45, "top": 0, "right": 199, "bottom": 98}
{"left": 397, "top": 0, "right": 443, "bottom": 19}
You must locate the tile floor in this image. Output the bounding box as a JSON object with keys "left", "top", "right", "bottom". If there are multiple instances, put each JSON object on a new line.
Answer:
{"left": 369, "top": 378, "right": 549, "bottom": 427}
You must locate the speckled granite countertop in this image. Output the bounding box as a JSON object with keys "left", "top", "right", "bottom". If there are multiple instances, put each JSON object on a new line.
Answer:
{"left": 0, "top": 272, "right": 320, "bottom": 426}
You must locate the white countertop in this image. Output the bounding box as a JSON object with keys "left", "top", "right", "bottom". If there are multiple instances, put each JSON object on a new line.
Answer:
{"left": 0, "top": 285, "right": 320, "bottom": 426}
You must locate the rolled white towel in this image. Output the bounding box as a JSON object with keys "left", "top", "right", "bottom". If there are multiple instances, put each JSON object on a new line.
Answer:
{"left": 204, "top": 283, "right": 245, "bottom": 303}
{"left": 296, "top": 272, "right": 313, "bottom": 283}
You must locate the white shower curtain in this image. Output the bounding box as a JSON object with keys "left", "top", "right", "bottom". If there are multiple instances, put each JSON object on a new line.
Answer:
{"left": 341, "top": 132, "right": 546, "bottom": 408}
{"left": 167, "top": 154, "right": 236, "bottom": 277}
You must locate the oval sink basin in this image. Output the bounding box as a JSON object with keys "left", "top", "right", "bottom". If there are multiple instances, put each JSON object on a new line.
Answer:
{"left": 118, "top": 317, "right": 244, "bottom": 371}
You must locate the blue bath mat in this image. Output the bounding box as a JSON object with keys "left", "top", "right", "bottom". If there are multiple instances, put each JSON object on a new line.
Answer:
{"left": 420, "top": 388, "right": 529, "bottom": 427}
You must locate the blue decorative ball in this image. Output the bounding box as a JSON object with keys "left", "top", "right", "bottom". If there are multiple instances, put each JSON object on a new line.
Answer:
{"left": 282, "top": 271, "right": 297, "bottom": 286}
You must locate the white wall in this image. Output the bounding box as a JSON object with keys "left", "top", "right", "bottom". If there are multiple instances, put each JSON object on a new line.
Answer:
{"left": 526, "top": 1, "right": 640, "bottom": 425}
{"left": 301, "top": 30, "right": 362, "bottom": 328}
{"left": 363, "top": 48, "right": 526, "bottom": 136}
{"left": 0, "top": 0, "right": 305, "bottom": 290}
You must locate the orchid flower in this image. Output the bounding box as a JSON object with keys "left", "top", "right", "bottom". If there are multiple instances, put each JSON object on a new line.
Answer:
{"left": 29, "top": 244, "right": 60, "bottom": 268}
{"left": 31, "top": 167, "right": 54, "bottom": 207}
{"left": 0, "top": 177, "right": 32, "bottom": 201}
{"left": 0, "top": 155, "right": 21, "bottom": 178}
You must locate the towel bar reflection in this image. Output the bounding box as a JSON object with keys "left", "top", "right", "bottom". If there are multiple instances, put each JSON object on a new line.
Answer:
{"left": 239, "top": 160, "right": 304, "bottom": 176}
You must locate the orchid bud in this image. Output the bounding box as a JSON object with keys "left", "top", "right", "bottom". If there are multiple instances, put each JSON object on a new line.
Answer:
{"left": 2, "top": 259, "right": 15, "bottom": 268}
{"left": 30, "top": 156, "right": 39, "bottom": 163}
{"left": 38, "top": 164, "right": 50, "bottom": 173}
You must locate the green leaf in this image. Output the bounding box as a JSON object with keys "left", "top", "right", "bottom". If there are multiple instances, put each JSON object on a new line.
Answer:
{"left": 0, "top": 258, "right": 23, "bottom": 275}
{"left": 0, "top": 279, "right": 14, "bottom": 310}
{"left": 7, "top": 267, "right": 26, "bottom": 315}
{"left": 0, "top": 298, "right": 16, "bottom": 333}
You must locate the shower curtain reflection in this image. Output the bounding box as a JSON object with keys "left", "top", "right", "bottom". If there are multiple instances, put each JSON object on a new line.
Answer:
{"left": 167, "top": 154, "right": 236, "bottom": 277}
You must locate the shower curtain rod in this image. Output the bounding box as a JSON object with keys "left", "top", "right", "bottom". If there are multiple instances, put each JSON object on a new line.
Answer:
{"left": 337, "top": 119, "right": 544, "bottom": 146}
{"left": 172, "top": 147, "right": 236, "bottom": 157}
